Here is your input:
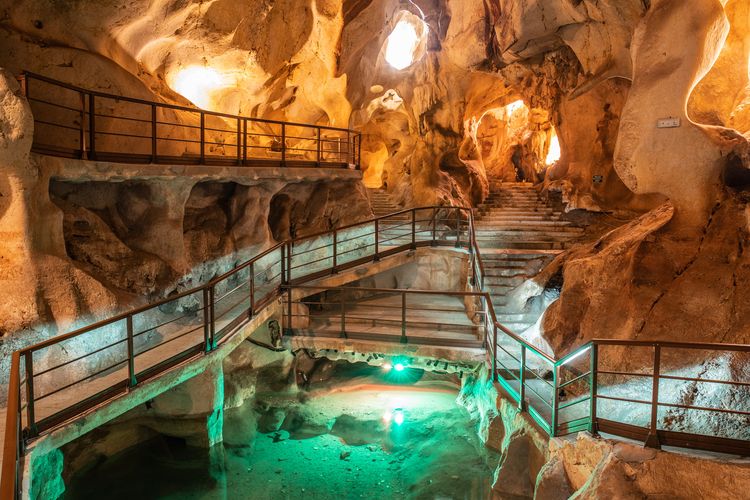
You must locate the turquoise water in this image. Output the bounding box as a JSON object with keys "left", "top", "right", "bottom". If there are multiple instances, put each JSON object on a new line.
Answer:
{"left": 64, "top": 369, "right": 496, "bottom": 499}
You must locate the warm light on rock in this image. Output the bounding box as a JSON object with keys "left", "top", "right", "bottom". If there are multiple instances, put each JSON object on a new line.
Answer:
{"left": 505, "top": 100, "right": 526, "bottom": 116}
{"left": 545, "top": 130, "right": 561, "bottom": 166}
{"left": 385, "top": 17, "right": 427, "bottom": 70}
{"left": 169, "top": 66, "right": 226, "bottom": 109}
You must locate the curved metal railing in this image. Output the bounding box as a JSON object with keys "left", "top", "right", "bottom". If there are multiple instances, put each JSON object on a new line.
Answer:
{"left": 2, "top": 206, "right": 748, "bottom": 498}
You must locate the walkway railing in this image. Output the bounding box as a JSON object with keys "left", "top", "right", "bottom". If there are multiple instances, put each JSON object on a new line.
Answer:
{"left": 2, "top": 207, "right": 748, "bottom": 498}
{"left": 17, "top": 72, "right": 361, "bottom": 169}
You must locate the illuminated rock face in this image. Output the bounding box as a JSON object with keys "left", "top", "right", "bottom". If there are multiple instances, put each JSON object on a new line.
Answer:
{"left": 537, "top": 433, "right": 750, "bottom": 498}
{"left": 1, "top": 0, "right": 750, "bottom": 422}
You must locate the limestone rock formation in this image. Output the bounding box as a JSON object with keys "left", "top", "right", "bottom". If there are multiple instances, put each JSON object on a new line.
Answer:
{"left": 0, "top": 70, "right": 117, "bottom": 340}
{"left": 537, "top": 433, "right": 750, "bottom": 499}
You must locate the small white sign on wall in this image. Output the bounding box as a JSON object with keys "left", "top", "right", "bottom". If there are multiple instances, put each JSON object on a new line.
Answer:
{"left": 657, "top": 117, "right": 681, "bottom": 128}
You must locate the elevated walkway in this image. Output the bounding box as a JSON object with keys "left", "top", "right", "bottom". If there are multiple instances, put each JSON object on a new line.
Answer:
{"left": 19, "top": 72, "right": 361, "bottom": 170}
{"left": 2, "top": 206, "right": 748, "bottom": 498}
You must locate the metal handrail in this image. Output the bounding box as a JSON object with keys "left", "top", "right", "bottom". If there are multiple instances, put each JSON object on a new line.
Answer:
{"left": 2, "top": 205, "right": 749, "bottom": 498}
{"left": 18, "top": 72, "right": 362, "bottom": 169}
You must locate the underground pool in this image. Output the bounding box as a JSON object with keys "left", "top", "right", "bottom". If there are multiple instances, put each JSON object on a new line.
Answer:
{"left": 63, "top": 363, "right": 497, "bottom": 499}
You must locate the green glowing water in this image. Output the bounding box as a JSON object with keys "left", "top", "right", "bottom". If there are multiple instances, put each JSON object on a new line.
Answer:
{"left": 65, "top": 374, "right": 495, "bottom": 499}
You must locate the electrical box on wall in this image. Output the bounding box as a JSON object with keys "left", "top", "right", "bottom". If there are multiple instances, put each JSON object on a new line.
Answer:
{"left": 657, "top": 117, "right": 681, "bottom": 128}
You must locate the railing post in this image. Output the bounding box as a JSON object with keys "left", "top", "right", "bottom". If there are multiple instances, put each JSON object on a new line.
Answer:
{"left": 199, "top": 112, "right": 205, "bottom": 164}
{"left": 17, "top": 74, "right": 27, "bottom": 96}
{"left": 202, "top": 287, "right": 211, "bottom": 353}
{"left": 249, "top": 262, "right": 255, "bottom": 317}
{"left": 80, "top": 91, "right": 86, "bottom": 159}
{"left": 346, "top": 129, "right": 354, "bottom": 166}
{"left": 317, "top": 128, "right": 322, "bottom": 166}
{"left": 374, "top": 219, "right": 380, "bottom": 261}
{"left": 645, "top": 345, "right": 662, "bottom": 449}
{"left": 400, "top": 292, "right": 407, "bottom": 344}
{"left": 236, "top": 117, "right": 242, "bottom": 165}
{"left": 411, "top": 209, "right": 416, "bottom": 249}
{"left": 431, "top": 207, "right": 437, "bottom": 246}
{"left": 492, "top": 324, "right": 498, "bottom": 382}
{"left": 242, "top": 119, "right": 248, "bottom": 164}
{"left": 281, "top": 123, "right": 287, "bottom": 167}
{"left": 23, "top": 352, "right": 37, "bottom": 437}
{"left": 519, "top": 345, "right": 526, "bottom": 411}
{"left": 589, "top": 343, "right": 598, "bottom": 436}
{"left": 455, "top": 207, "right": 461, "bottom": 248}
{"left": 332, "top": 230, "right": 338, "bottom": 273}
{"left": 551, "top": 364, "right": 560, "bottom": 437}
{"left": 468, "top": 211, "right": 474, "bottom": 255}
{"left": 340, "top": 291, "right": 347, "bottom": 338}
{"left": 209, "top": 284, "right": 216, "bottom": 349}
{"left": 285, "top": 244, "right": 293, "bottom": 333}
{"left": 286, "top": 243, "right": 293, "bottom": 285}
{"left": 126, "top": 315, "right": 137, "bottom": 387}
{"left": 88, "top": 93, "right": 96, "bottom": 160}
{"left": 286, "top": 286, "right": 293, "bottom": 335}
{"left": 357, "top": 133, "right": 362, "bottom": 170}
{"left": 151, "top": 104, "right": 157, "bottom": 163}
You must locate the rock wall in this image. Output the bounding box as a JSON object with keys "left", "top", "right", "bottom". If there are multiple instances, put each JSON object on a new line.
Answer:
{"left": 536, "top": 433, "right": 750, "bottom": 499}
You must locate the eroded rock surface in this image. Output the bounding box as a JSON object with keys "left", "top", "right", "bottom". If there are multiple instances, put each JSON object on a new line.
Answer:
{"left": 537, "top": 433, "right": 750, "bottom": 499}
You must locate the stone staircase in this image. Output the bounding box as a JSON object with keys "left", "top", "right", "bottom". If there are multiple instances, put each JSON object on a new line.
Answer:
{"left": 475, "top": 182, "right": 582, "bottom": 333}
{"left": 367, "top": 188, "right": 403, "bottom": 218}
{"left": 474, "top": 182, "right": 583, "bottom": 250}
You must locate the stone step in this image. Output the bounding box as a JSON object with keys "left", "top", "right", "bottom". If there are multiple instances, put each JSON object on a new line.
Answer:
{"left": 477, "top": 224, "right": 576, "bottom": 232}
{"left": 475, "top": 224, "right": 582, "bottom": 232}
{"left": 480, "top": 200, "right": 550, "bottom": 205}
{"left": 478, "top": 214, "right": 563, "bottom": 221}
{"left": 482, "top": 253, "right": 557, "bottom": 261}
{"left": 484, "top": 194, "right": 542, "bottom": 198}
{"left": 477, "top": 240, "right": 566, "bottom": 250}
{"left": 474, "top": 231, "right": 580, "bottom": 240}
{"left": 496, "top": 312, "right": 537, "bottom": 323}
{"left": 478, "top": 208, "right": 560, "bottom": 215}
{"left": 486, "top": 283, "right": 517, "bottom": 293}
{"left": 485, "top": 277, "right": 526, "bottom": 288}
{"left": 483, "top": 269, "right": 532, "bottom": 279}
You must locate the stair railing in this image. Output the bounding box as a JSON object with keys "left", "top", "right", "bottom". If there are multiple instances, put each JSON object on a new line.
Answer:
{"left": 3, "top": 206, "right": 749, "bottom": 498}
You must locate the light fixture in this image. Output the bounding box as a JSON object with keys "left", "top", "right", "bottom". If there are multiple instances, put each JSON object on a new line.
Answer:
{"left": 394, "top": 363, "right": 405, "bottom": 372}
{"left": 393, "top": 408, "right": 405, "bottom": 425}
{"left": 383, "top": 363, "right": 393, "bottom": 371}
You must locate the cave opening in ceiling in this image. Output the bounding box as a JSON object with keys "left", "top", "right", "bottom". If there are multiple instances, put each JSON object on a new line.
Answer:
{"left": 384, "top": 12, "right": 428, "bottom": 70}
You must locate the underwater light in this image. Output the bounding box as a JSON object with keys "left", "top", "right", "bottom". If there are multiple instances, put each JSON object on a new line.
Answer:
{"left": 383, "top": 363, "right": 393, "bottom": 371}
{"left": 393, "top": 408, "right": 405, "bottom": 425}
{"left": 394, "top": 363, "right": 405, "bottom": 372}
